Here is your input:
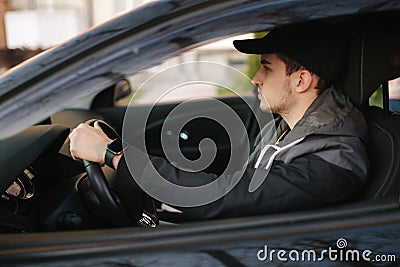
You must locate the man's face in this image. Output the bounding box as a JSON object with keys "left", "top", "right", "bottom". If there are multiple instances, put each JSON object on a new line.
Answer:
{"left": 252, "top": 54, "right": 293, "bottom": 115}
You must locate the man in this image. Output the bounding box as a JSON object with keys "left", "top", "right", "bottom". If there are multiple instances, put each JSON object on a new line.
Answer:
{"left": 70, "top": 21, "right": 369, "bottom": 220}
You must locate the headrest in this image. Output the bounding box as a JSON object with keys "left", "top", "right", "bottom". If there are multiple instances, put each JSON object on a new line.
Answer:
{"left": 336, "top": 13, "right": 400, "bottom": 107}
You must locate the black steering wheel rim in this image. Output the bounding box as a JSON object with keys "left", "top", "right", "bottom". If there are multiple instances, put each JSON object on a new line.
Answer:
{"left": 82, "top": 119, "right": 131, "bottom": 226}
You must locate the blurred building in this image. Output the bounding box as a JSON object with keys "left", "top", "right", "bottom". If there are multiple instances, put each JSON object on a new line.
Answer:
{"left": 5, "top": 0, "right": 155, "bottom": 49}
{"left": 4, "top": 0, "right": 248, "bottom": 54}
{"left": 2, "top": 0, "right": 250, "bottom": 97}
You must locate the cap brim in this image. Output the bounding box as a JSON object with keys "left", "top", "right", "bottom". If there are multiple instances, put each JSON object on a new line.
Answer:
{"left": 233, "top": 39, "right": 270, "bottom": 54}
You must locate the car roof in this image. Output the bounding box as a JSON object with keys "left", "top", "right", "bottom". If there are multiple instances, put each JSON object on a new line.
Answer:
{"left": 0, "top": 0, "right": 399, "bottom": 138}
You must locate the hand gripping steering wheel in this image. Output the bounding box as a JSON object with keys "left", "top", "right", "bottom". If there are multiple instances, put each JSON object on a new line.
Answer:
{"left": 82, "top": 119, "right": 132, "bottom": 226}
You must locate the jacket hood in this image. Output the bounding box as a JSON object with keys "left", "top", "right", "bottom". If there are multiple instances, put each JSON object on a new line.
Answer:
{"left": 280, "top": 87, "right": 368, "bottom": 146}
{"left": 249, "top": 87, "right": 369, "bottom": 186}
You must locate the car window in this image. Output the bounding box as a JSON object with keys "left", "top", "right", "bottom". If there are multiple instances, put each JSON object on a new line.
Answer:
{"left": 369, "top": 76, "right": 400, "bottom": 111}
{"left": 369, "top": 86, "right": 383, "bottom": 109}
{"left": 389, "top": 76, "right": 400, "bottom": 112}
{"left": 116, "top": 35, "right": 255, "bottom": 106}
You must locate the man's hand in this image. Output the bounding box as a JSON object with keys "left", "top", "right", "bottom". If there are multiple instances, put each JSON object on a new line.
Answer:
{"left": 69, "top": 121, "right": 112, "bottom": 165}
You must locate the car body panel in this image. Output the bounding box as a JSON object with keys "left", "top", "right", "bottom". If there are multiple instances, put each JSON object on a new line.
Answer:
{"left": 0, "top": 199, "right": 399, "bottom": 265}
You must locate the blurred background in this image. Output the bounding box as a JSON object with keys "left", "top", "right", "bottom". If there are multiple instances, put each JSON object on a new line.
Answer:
{"left": 0, "top": 0, "right": 163, "bottom": 71}
{"left": 0, "top": 0, "right": 258, "bottom": 105}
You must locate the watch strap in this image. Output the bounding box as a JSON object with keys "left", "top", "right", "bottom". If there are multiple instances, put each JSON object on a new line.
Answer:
{"left": 105, "top": 148, "right": 116, "bottom": 169}
{"left": 104, "top": 139, "right": 123, "bottom": 169}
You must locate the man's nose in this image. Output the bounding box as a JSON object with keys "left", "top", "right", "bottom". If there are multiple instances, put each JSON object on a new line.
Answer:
{"left": 252, "top": 69, "right": 262, "bottom": 87}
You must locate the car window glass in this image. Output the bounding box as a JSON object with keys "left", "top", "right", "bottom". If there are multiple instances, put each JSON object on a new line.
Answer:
{"left": 369, "top": 86, "right": 383, "bottom": 109}
{"left": 389, "top": 76, "right": 400, "bottom": 112}
{"left": 369, "top": 77, "right": 400, "bottom": 111}
{"left": 116, "top": 35, "right": 255, "bottom": 106}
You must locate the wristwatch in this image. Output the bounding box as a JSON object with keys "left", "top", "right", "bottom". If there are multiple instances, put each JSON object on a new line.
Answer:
{"left": 104, "top": 139, "right": 124, "bottom": 169}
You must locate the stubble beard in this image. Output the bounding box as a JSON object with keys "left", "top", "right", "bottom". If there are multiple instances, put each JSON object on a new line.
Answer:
{"left": 268, "top": 80, "right": 293, "bottom": 116}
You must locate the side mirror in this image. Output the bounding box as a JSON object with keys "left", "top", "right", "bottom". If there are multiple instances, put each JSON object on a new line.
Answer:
{"left": 114, "top": 79, "right": 132, "bottom": 102}
{"left": 91, "top": 79, "right": 133, "bottom": 109}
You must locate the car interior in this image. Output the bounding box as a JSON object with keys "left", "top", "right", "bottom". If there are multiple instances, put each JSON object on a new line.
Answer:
{"left": 0, "top": 11, "right": 400, "bottom": 233}
{"left": 336, "top": 12, "right": 400, "bottom": 200}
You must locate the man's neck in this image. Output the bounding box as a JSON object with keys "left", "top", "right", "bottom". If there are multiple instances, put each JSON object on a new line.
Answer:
{"left": 281, "top": 93, "right": 318, "bottom": 129}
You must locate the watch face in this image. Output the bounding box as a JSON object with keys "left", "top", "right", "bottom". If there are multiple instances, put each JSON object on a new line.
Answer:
{"left": 108, "top": 139, "right": 123, "bottom": 154}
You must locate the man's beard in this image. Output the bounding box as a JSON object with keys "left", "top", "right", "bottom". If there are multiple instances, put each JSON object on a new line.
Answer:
{"left": 269, "top": 80, "right": 292, "bottom": 116}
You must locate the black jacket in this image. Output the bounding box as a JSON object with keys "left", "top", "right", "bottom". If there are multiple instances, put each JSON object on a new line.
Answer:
{"left": 117, "top": 87, "right": 369, "bottom": 220}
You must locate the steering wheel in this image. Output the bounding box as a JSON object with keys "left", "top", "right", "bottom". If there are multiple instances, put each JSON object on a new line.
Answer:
{"left": 82, "top": 119, "right": 132, "bottom": 226}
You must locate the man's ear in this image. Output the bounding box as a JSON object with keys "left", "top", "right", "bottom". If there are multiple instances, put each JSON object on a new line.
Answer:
{"left": 293, "top": 70, "right": 313, "bottom": 93}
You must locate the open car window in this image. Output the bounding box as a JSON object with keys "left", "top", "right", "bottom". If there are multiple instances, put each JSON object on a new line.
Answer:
{"left": 116, "top": 35, "right": 256, "bottom": 106}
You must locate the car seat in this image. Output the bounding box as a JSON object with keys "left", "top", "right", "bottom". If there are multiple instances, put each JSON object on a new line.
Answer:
{"left": 336, "top": 12, "right": 400, "bottom": 200}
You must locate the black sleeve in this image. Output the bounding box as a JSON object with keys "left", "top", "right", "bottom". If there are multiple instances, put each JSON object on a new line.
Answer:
{"left": 117, "top": 147, "right": 365, "bottom": 220}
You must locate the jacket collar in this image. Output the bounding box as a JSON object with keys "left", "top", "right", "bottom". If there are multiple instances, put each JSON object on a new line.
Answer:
{"left": 278, "top": 87, "right": 354, "bottom": 145}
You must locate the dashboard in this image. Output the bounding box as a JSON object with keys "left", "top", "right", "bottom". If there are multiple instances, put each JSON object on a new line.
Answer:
{"left": 0, "top": 125, "right": 88, "bottom": 232}
{"left": 5, "top": 167, "right": 35, "bottom": 200}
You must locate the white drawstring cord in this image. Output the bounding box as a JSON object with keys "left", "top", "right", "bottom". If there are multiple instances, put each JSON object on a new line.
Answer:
{"left": 254, "top": 137, "right": 305, "bottom": 169}
{"left": 249, "top": 137, "right": 305, "bottom": 193}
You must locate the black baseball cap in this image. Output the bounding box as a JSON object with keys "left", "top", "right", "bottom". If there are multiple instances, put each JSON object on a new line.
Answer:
{"left": 233, "top": 21, "right": 346, "bottom": 83}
